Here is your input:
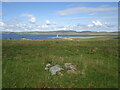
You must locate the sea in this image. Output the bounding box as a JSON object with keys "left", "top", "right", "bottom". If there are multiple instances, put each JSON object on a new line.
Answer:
{"left": 1, "top": 34, "right": 120, "bottom": 40}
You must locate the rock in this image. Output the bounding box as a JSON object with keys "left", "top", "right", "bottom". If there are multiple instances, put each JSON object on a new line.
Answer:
{"left": 64, "top": 63, "right": 72, "bottom": 68}
{"left": 58, "top": 72, "right": 64, "bottom": 77}
{"left": 67, "top": 70, "right": 77, "bottom": 74}
{"left": 45, "top": 67, "right": 49, "bottom": 71}
{"left": 45, "top": 63, "right": 51, "bottom": 71}
{"left": 46, "top": 63, "right": 51, "bottom": 67}
{"left": 45, "top": 63, "right": 77, "bottom": 75}
{"left": 49, "top": 65, "right": 64, "bottom": 75}
{"left": 69, "top": 65, "right": 77, "bottom": 70}
{"left": 64, "top": 63, "right": 76, "bottom": 70}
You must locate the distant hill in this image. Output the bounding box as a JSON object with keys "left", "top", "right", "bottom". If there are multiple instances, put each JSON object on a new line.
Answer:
{"left": 2, "top": 30, "right": 119, "bottom": 35}
{"left": 47, "top": 30, "right": 77, "bottom": 33}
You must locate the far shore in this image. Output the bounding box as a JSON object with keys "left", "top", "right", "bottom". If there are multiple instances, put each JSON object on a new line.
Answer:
{"left": 2, "top": 32, "right": 119, "bottom": 35}
{"left": 48, "top": 36, "right": 118, "bottom": 40}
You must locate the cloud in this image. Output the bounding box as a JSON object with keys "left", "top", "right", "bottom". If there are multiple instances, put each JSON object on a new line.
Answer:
{"left": 13, "top": 17, "right": 21, "bottom": 22}
{"left": 21, "top": 14, "right": 33, "bottom": 18}
{"left": 85, "top": 20, "right": 118, "bottom": 32}
{"left": 35, "top": 24, "right": 54, "bottom": 31}
{"left": 29, "top": 17, "right": 36, "bottom": 23}
{"left": 92, "top": 20, "right": 103, "bottom": 26}
{"left": 0, "top": 22, "right": 6, "bottom": 32}
{"left": 56, "top": 20, "right": 117, "bottom": 32}
{"left": 0, "top": 13, "right": 4, "bottom": 17}
{"left": 58, "top": 5, "right": 117, "bottom": 16}
{"left": 57, "top": 17, "right": 117, "bottom": 26}
{"left": 87, "top": 20, "right": 104, "bottom": 28}
{"left": 88, "top": 13, "right": 97, "bottom": 16}
{"left": 22, "top": 13, "right": 36, "bottom": 23}
{"left": 1, "top": 21, "right": 56, "bottom": 32}
{"left": 45, "top": 20, "right": 51, "bottom": 25}
{"left": 41, "top": 25, "right": 49, "bottom": 28}
{"left": 58, "top": 16, "right": 117, "bottom": 21}
{"left": 57, "top": 25, "right": 78, "bottom": 31}
{"left": 45, "top": 20, "right": 56, "bottom": 25}
{"left": 0, "top": 22, "right": 5, "bottom": 27}
{"left": 87, "top": 24, "right": 93, "bottom": 27}
{"left": 1, "top": 19, "right": 117, "bottom": 32}
{"left": 0, "top": 22, "right": 14, "bottom": 32}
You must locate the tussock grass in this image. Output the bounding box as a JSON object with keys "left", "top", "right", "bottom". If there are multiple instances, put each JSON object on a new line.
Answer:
{"left": 2, "top": 37, "right": 119, "bottom": 88}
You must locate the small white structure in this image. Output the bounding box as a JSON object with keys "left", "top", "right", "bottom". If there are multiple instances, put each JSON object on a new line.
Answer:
{"left": 57, "top": 34, "right": 59, "bottom": 37}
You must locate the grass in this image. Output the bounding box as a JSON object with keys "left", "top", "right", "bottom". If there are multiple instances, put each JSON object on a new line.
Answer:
{"left": 49, "top": 36, "right": 113, "bottom": 40}
{"left": 2, "top": 36, "right": 119, "bottom": 88}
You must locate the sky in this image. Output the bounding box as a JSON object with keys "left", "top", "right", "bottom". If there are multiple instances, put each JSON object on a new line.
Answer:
{"left": 2, "top": 0, "right": 120, "bottom": 2}
{"left": 0, "top": 2, "right": 118, "bottom": 32}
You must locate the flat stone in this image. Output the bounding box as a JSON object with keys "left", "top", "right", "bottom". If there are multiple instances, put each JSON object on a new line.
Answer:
{"left": 67, "top": 70, "right": 77, "bottom": 74}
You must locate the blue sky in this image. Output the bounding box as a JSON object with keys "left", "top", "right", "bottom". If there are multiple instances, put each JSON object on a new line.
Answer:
{"left": 1, "top": 2, "right": 118, "bottom": 32}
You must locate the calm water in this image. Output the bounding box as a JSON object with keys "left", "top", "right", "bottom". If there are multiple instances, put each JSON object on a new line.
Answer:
{"left": 1, "top": 34, "right": 119, "bottom": 40}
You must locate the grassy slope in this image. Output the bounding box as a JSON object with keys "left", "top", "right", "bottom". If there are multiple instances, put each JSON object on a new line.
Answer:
{"left": 2, "top": 37, "right": 119, "bottom": 88}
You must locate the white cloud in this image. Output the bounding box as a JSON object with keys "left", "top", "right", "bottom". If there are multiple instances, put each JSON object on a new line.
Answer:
{"left": 58, "top": 5, "right": 117, "bottom": 16}
{"left": 16, "top": 23, "right": 26, "bottom": 27}
{"left": 57, "top": 17, "right": 117, "bottom": 26}
{"left": 1, "top": 19, "right": 117, "bottom": 32}
{"left": 0, "top": 22, "right": 15, "bottom": 32}
{"left": 22, "top": 13, "right": 36, "bottom": 23}
{"left": 45, "top": 20, "right": 56, "bottom": 25}
{"left": 87, "top": 20, "right": 104, "bottom": 28}
{"left": 45, "top": 20, "right": 51, "bottom": 25}
{"left": 29, "top": 17, "right": 36, "bottom": 23}
{"left": 3, "top": 29, "right": 13, "bottom": 32}
{"left": 13, "top": 17, "right": 21, "bottom": 22}
{"left": 0, "top": 22, "right": 6, "bottom": 32}
{"left": 87, "top": 24, "right": 93, "bottom": 27}
{"left": 88, "top": 13, "right": 97, "bottom": 16}
{"left": 0, "top": 22, "right": 5, "bottom": 27}
{"left": 92, "top": 20, "right": 103, "bottom": 26}
{"left": 41, "top": 25, "right": 49, "bottom": 28}
{"left": 21, "top": 14, "right": 33, "bottom": 18}
{"left": 85, "top": 20, "right": 118, "bottom": 32}
{"left": 57, "top": 25, "right": 78, "bottom": 31}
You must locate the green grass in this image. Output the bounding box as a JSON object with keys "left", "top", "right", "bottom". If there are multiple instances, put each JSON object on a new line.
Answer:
{"left": 2, "top": 36, "right": 119, "bottom": 88}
